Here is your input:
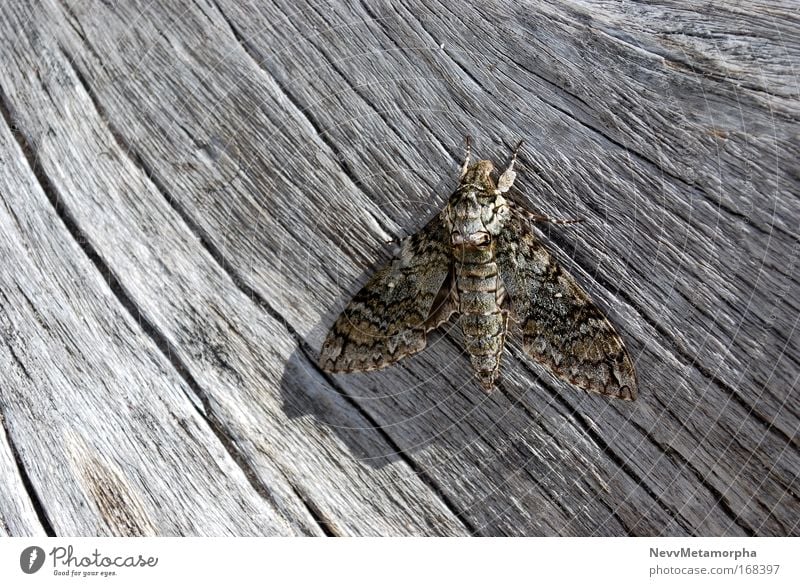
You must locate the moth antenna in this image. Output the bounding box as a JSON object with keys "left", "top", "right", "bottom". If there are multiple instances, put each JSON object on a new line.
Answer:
{"left": 460, "top": 135, "right": 472, "bottom": 178}
{"left": 511, "top": 139, "right": 524, "bottom": 162}
{"left": 497, "top": 140, "right": 523, "bottom": 193}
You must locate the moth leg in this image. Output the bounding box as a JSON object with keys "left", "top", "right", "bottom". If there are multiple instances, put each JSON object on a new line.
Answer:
{"left": 497, "top": 140, "right": 523, "bottom": 193}
{"left": 459, "top": 135, "right": 472, "bottom": 178}
{"left": 514, "top": 204, "right": 584, "bottom": 225}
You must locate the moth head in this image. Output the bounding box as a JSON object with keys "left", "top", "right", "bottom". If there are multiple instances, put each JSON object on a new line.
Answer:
{"left": 459, "top": 160, "right": 497, "bottom": 192}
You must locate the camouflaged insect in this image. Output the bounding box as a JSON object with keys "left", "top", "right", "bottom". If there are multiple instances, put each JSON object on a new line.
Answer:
{"left": 319, "top": 139, "right": 637, "bottom": 399}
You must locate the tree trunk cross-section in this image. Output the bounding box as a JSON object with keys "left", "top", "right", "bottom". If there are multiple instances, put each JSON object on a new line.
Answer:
{"left": 0, "top": 0, "right": 797, "bottom": 535}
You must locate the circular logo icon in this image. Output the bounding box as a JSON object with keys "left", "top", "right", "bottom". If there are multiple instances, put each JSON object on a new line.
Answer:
{"left": 20, "top": 546, "right": 45, "bottom": 574}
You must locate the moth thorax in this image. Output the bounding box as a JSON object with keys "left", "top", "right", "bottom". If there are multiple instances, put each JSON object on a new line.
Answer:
{"left": 448, "top": 195, "right": 498, "bottom": 247}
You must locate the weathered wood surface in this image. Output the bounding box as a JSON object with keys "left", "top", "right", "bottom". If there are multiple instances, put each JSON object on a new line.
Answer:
{"left": 0, "top": 0, "right": 797, "bottom": 536}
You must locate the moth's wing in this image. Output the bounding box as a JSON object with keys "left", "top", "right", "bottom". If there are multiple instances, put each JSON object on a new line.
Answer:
{"left": 496, "top": 209, "right": 637, "bottom": 399}
{"left": 319, "top": 213, "right": 454, "bottom": 373}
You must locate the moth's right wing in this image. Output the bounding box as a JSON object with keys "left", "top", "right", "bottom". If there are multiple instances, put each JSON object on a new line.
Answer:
{"left": 496, "top": 209, "right": 637, "bottom": 399}
{"left": 319, "top": 213, "right": 454, "bottom": 373}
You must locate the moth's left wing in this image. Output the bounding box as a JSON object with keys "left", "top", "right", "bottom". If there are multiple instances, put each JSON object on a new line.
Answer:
{"left": 496, "top": 209, "right": 637, "bottom": 399}
{"left": 319, "top": 213, "right": 454, "bottom": 373}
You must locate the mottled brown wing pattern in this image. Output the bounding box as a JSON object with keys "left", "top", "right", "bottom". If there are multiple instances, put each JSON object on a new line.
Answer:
{"left": 496, "top": 208, "right": 638, "bottom": 399}
{"left": 319, "top": 213, "right": 454, "bottom": 373}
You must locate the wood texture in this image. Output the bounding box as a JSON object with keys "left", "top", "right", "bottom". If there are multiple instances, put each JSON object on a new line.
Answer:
{"left": 0, "top": 0, "right": 797, "bottom": 535}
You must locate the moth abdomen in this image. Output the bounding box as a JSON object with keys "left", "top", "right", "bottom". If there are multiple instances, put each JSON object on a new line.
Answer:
{"left": 458, "top": 264, "right": 500, "bottom": 292}
{"left": 460, "top": 311, "right": 508, "bottom": 391}
{"left": 453, "top": 246, "right": 509, "bottom": 390}
{"left": 460, "top": 313, "right": 504, "bottom": 337}
{"left": 462, "top": 318, "right": 505, "bottom": 355}
{"left": 458, "top": 290, "right": 501, "bottom": 314}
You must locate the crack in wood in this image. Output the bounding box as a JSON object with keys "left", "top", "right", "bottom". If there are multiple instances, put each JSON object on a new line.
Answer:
{"left": 498, "top": 362, "right": 699, "bottom": 535}
{"left": 0, "top": 411, "right": 55, "bottom": 536}
{"left": 49, "top": 46, "right": 331, "bottom": 536}
{"left": 4, "top": 45, "right": 319, "bottom": 536}
{"left": 210, "top": 0, "right": 400, "bottom": 242}
{"left": 58, "top": 35, "right": 476, "bottom": 535}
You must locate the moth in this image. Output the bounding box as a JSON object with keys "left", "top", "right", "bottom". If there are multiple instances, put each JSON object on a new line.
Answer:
{"left": 319, "top": 139, "right": 637, "bottom": 399}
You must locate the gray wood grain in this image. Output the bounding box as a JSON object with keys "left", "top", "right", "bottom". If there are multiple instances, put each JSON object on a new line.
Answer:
{"left": 0, "top": 0, "right": 466, "bottom": 537}
{"left": 0, "top": 415, "right": 45, "bottom": 536}
{"left": 0, "top": 115, "right": 312, "bottom": 536}
{"left": 0, "top": 0, "right": 797, "bottom": 535}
